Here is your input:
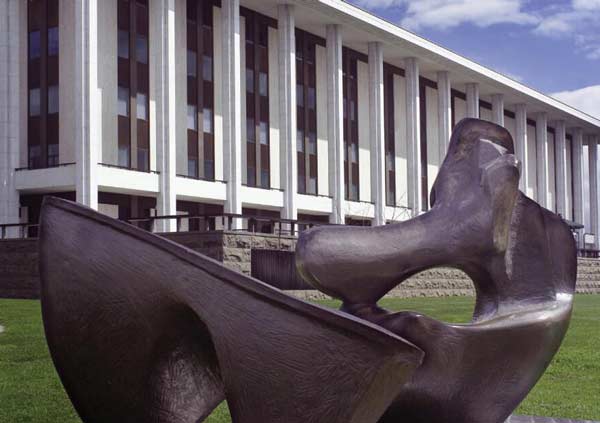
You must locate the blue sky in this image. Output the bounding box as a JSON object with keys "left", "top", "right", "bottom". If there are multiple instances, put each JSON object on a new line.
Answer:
{"left": 347, "top": 0, "right": 600, "bottom": 119}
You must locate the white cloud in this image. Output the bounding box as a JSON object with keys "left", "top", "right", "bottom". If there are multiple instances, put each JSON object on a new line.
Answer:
{"left": 551, "top": 85, "right": 600, "bottom": 119}
{"left": 351, "top": 0, "right": 538, "bottom": 30}
{"left": 352, "top": 0, "right": 399, "bottom": 8}
{"left": 401, "top": 0, "right": 538, "bottom": 30}
{"left": 533, "top": 12, "right": 578, "bottom": 36}
{"left": 352, "top": 0, "right": 600, "bottom": 61}
{"left": 532, "top": 1, "right": 600, "bottom": 59}
{"left": 572, "top": 0, "right": 600, "bottom": 10}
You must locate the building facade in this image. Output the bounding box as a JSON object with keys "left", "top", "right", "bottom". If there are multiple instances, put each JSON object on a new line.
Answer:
{"left": 1, "top": 0, "right": 599, "bottom": 247}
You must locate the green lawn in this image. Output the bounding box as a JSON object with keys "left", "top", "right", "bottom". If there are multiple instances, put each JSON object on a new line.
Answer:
{"left": 1, "top": 296, "right": 599, "bottom": 422}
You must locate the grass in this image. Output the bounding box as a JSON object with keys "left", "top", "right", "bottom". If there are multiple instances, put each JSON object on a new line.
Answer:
{"left": 1, "top": 296, "right": 599, "bottom": 422}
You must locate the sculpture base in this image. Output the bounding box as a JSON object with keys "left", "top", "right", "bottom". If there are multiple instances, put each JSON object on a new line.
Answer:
{"left": 508, "top": 416, "right": 598, "bottom": 423}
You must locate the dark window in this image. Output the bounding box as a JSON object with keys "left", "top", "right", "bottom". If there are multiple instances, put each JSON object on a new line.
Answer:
{"left": 343, "top": 48, "right": 361, "bottom": 201}
{"left": 243, "top": 9, "right": 272, "bottom": 188}
{"left": 47, "top": 26, "right": 59, "bottom": 56}
{"left": 384, "top": 65, "right": 401, "bottom": 206}
{"left": 548, "top": 126, "right": 557, "bottom": 212}
{"left": 186, "top": 0, "right": 215, "bottom": 180}
{"left": 28, "top": 0, "right": 59, "bottom": 169}
{"left": 118, "top": 0, "right": 150, "bottom": 171}
{"left": 118, "top": 86, "right": 129, "bottom": 117}
{"left": 136, "top": 35, "right": 148, "bottom": 64}
{"left": 187, "top": 50, "right": 197, "bottom": 76}
{"left": 118, "top": 29, "right": 129, "bottom": 59}
{"left": 47, "top": 143, "right": 59, "bottom": 166}
{"left": 568, "top": 134, "right": 575, "bottom": 220}
{"left": 243, "top": 207, "right": 280, "bottom": 234}
{"left": 450, "top": 89, "right": 466, "bottom": 130}
{"left": 203, "top": 55, "right": 213, "bottom": 81}
{"left": 47, "top": 85, "right": 59, "bottom": 114}
{"left": 188, "top": 158, "right": 198, "bottom": 178}
{"left": 98, "top": 193, "right": 157, "bottom": 230}
{"left": 346, "top": 217, "right": 372, "bottom": 227}
{"left": 119, "top": 143, "right": 130, "bottom": 167}
{"left": 419, "top": 80, "right": 429, "bottom": 211}
{"left": 29, "top": 88, "right": 41, "bottom": 116}
{"left": 296, "top": 29, "right": 320, "bottom": 195}
{"left": 187, "top": 104, "right": 198, "bottom": 130}
{"left": 29, "top": 31, "right": 41, "bottom": 59}
{"left": 176, "top": 200, "right": 223, "bottom": 232}
{"left": 29, "top": 145, "right": 41, "bottom": 169}
{"left": 136, "top": 92, "right": 148, "bottom": 120}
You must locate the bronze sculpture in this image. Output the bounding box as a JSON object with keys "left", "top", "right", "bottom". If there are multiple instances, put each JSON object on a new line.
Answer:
{"left": 297, "top": 118, "right": 577, "bottom": 423}
{"left": 39, "top": 197, "right": 423, "bottom": 423}
{"left": 39, "top": 119, "right": 576, "bottom": 423}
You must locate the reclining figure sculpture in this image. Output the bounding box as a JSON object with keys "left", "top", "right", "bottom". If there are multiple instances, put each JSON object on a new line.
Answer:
{"left": 296, "top": 118, "right": 577, "bottom": 422}
{"left": 39, "top": 119, "right": 576, "bottom": 423}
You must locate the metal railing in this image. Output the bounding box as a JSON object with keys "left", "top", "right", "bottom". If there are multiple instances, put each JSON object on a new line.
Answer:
{"left": 241, "top": 183, "right": 285, "bottom": 193}
{"left": 176, "top": 173, "right": 226, "bottom": 183}
{"left": 4, "top": 212, "right": 600, "bottom": 260}
{"left": 98, "top": 163, "right": 160, "bottom": 175}
{"left": 15, "top": 162, "right": 76, "bottom": 172}
{"left": 0, "top": 213, "right": 331, "bottom": 240}
{"left": 578, "top": 249, "right": 600, "bottom": 259}
{"left": 126, "top": 212, "right": 334, "bottom": 237}
{"left": 0, "top": 223, "right": 39, "bottom": 239}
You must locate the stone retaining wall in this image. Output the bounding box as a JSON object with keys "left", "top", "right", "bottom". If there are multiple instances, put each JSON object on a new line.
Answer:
{"left": 163, "top": 231, "right": 297, "bottom": 276}
{"left": 291, "top": 259, "right": 600, "bottom": 301}
{"left": 0, "top": 239, "right": 39, "bottom": 299}
{"left": 2, "top": 232, "right": 600, "bottom": 300}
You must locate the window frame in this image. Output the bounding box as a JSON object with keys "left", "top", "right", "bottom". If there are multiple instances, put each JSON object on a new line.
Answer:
{"left": 342, "top": 47, "right": 365, "bottom": 201}
{"left": 295, "top": 29, "right": 323, "bottom": 196}
{"left": 27, "top": 0, "right": 59, "bottom": 169}
{"left": 186, "top": 0, "right": 216, "bottom": 181}
{"left": 117, "top": 0, "right": 150, "bottom": 171}
{"left": 383, "top": 64, "right": 404, "bottom": 206}
{"left": 242, "top": 8, "right": 275, "bottom": 189}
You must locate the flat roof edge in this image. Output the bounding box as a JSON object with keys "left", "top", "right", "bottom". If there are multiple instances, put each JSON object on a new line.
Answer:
{"left": 292, "top": 0, "right": 600, "bottom": 132}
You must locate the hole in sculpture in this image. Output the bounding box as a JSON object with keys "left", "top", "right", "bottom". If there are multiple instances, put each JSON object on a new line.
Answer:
{"left": 377, "top": 268, "right": 476, "bottom": 324}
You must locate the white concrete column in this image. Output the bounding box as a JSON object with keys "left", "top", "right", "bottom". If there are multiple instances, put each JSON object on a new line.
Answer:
{"left": 437, "top": 71, "right": 451, "bottom": 158}
{"left": 572, "top": 128, "right": 584, "bottom": 245}
{"left": 278, "top": 5, "right": 297, "bottom": 222}
{"left": 491, "top": 94, "right": 504, "bottom": 126}
{"left": 222, "top": 0, "right": 242, "bottom": 228}
{"left": 405, "top": 57, "right": 422, "bottom": 215}
{"left": 74, "top": 0, "right": 99, "bottom": 209}
{"left": 466, "top": 83, "right": 479, "bottom": 119}
{"left": 368, "top": 42, "right": 385, "bottom": 226}
{"left": 0, "top": 0, "right": 23, "bottom": 231}
{"left": 154, "top": 0, "right": 177, "bottom": 232}
{"left": 535, "top": 113, "right": 549, "bottom": 208}
{"left": 589, "top": 136, "right": 599, "bottom": 249}
{"left": 515, "top": 104, "right": 528, "bottom": 192}
{"left": 554, "top": 120, "right": 567, "bottom": 217}
{"left": 326, "top": 25, "right": 345, "bottom": 224}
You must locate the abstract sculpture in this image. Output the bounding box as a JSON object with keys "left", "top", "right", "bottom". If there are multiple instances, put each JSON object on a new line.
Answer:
{"left": 39, "top": 199, "right": 423, "bottom": 423}
{"left": 296, "top": 118, "right": 577, "bottom": 423}
{"left": 39, "top": 118, "right": 576, "bottom": 423}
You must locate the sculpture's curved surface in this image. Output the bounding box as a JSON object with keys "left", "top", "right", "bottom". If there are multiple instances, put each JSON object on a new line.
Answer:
{"left": 39, "top": 118, "right": 576, "bottom": 423}
{"left": 39, "top": 197, "right": 423, "bottom": 423}
{"left": 296, "top": 118, "right": 577, "bottom": 423}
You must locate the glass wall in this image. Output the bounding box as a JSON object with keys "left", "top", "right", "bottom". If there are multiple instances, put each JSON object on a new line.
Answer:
{"left": 28, "top": 0, "right": 59, "bottom": 169}
{"left": 117, "top": 0, "right": 150, "bottom": 171}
